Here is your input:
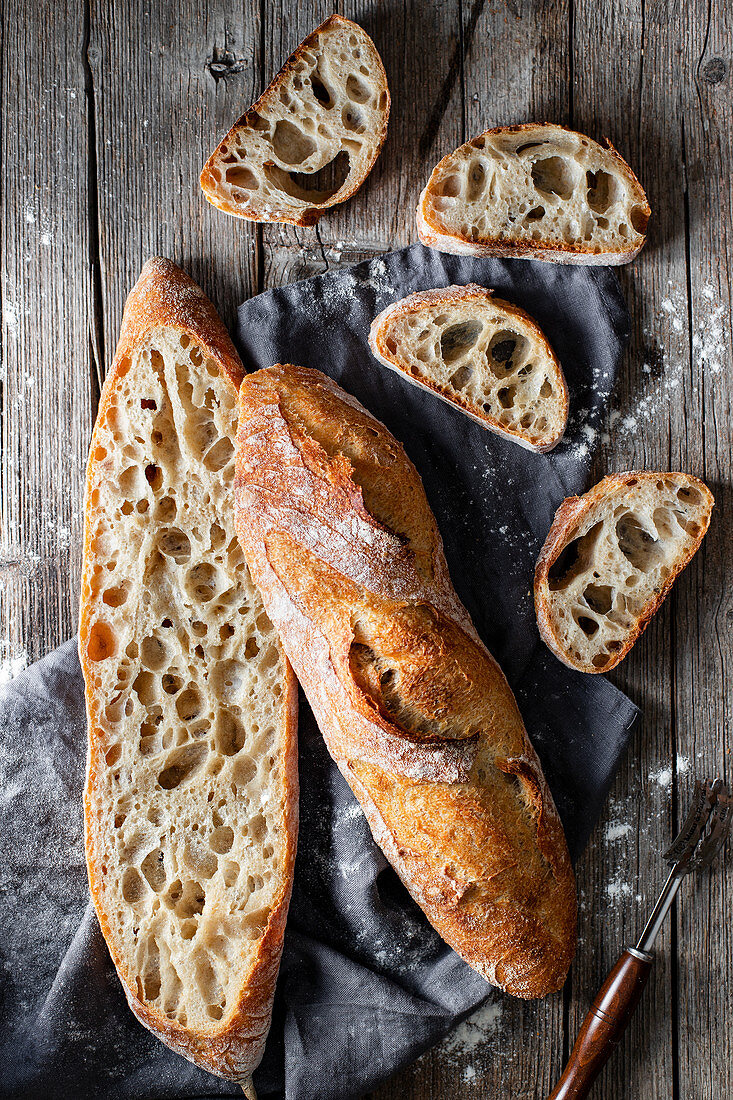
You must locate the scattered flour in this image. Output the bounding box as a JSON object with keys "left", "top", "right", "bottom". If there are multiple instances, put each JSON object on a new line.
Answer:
{"left": 602, "top": 282, "right": 729, "bottom": 444}
{"left": 604, "top": 820, "right": 632, "bottom": 843}
{"left": 440, "top": 998, "right": 504, "bottom": 1063}
{"left": 0, "top": 642, "right": 28, "bottom": 686}
{"left": 606, "top": 877, "right": 633, "bottom": 902}
{"left": 649, "top": 765, "right": 673, "bottom": 789}
{"left": 676, "top": 754, "right": 691, "bottom": 776}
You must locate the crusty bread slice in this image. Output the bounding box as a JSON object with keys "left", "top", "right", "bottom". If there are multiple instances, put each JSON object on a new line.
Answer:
{"left": 79, "top": 258, "right": 298, "bottom": 1091}
{"left": 417, "top": 124, "right": 650, "bottom": 265}
{"left": 200, "top": 14, "right": 390, "bottom": 227}
{"left": 534, "top": 472, "right": 713, "bottom": 673}
{"left": 369, "top": 285, "right": 568, "bottom": 451}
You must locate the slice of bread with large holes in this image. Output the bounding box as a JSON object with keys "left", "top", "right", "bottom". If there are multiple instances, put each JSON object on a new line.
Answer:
{"left": 534, "top": 472, "right": 713, "bottom": 673}
{"left": 79, "top": 258, "right": 298, "bottom": 1093}
{"left": 369, "top": 285, "right": 568, "bottom": 451}
{"left": 417, "top": 124, "right": 650, "bottom": 265}
{"left": 200, "top": 14, "right": 389, "bottom": 227}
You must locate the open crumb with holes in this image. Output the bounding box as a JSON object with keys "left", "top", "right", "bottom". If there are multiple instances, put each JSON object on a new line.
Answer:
{"left": 417, "top": 124, "right": 650, "bottom": 265}
{"left": 534, "top": 472, "right": 713, "bottom": 673}
{"left": 369, "top": 285, "right": 568, "bottom": 451}
{"left": 79, "top": 259, "right": 298, "bottom": 1091}
{"left": 200, "top": 14, "right": 389, "bottom": 227}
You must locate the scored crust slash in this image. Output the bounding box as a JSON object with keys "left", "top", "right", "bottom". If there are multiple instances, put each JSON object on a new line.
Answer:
{"left": 235, "top": 363, "right": 577, "bottom": 999}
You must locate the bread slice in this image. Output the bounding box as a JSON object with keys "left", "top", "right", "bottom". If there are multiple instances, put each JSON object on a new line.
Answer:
{"left": 534, "top": 472, "right": 713, "bottom": 673}
{"left": 417, "top": 124, "right": 650, "bottom": 265}
{"left": 79, "top": 258, "right": 298, "bottom": 1091}
{"left": 200, "top": 14, "right": 390, "bottom": 227}
{"left": 369, "top": 285, "right": 568, "bottom": 451}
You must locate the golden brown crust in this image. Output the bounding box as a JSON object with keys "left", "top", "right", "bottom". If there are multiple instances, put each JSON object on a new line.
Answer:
{"left": 368, "top": 284, "right": 569, "bottom": 452}
{"left": 80, "top": 259, "right": 299, "bottom": 1084}
{"left": 235, "top": 364, "right": 577, "bottom": 999}
{"left": 200, "top": 14, "right": 390, "bottom": 227}
{"left": 534, "top": 471, "right": 714, "bottom": 673}
{"left": 417, "top": 124, "right": 651, "bottom": 265}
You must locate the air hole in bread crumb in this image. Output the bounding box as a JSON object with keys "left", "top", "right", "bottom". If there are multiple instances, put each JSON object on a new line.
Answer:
{"left": 232, "top": 755, "right": 257, "bottom": 786}
{"left": 583, "top": 583, "right": 614, "bottom": 615}
{"left": 140, "top": 850, "right": 164, "bottom": 892}
{"left": 122, "top": 867, "right": 146, "bottom": 905}
{"left": 103, "top": 585, "right": 128, "bottom": 607}
{"left": 158, "top": 529, "right": 191, "bottom": 563}
{"left": 162, "top": 673, "right": 183, "bottom": 695}
{"left": 141, "top": 398, "right": 157, "bottom": 410}
{"left": 88, "top": 621, "right": 117, "bottom": 662}
{"left": 203, "top": 437, "right": 234, "bottom": 472}
{"left": 157, "top": 743, "right": 207, "bottom": 789}
{"left": 548, "top": 522, "right": 603, "bottom": 591}
{"left": 176, "top": 685, "right": 203, "bottom": 721}
{"left": 209, "top": 826, "right": 235, "bottom": 854}
{"left": 105, "top": 743, "right": 122, "bottom": 766}
{"left": 216, "top": 711, "right": 246, "bottom": 756}
{"left": 440, "top": 320, "right": 484, "bottom": 362}
{"left": 532, "top": 156, "right": 577, "bottom": 200}
{"left": 630, "top": 204, "right": 648, "bottom": 234}
{"left": 575, "top": 614, "right": 599, "bottom": 636}
{"left": 145, "top": 464, "right": 162, "bottom": 490}
{"left": 616, "top": 513, "right": 660, "bottom": 572}
{"left": 140, "top": 635, "right": 168, "bottom": 671}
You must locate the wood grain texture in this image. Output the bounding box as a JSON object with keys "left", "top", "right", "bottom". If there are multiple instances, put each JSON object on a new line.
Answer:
{"left": 1, "top": 0, "right": 731, "bottom": 1097}
{"left": 0, "top": 0, "right": 94, "bottom": 666}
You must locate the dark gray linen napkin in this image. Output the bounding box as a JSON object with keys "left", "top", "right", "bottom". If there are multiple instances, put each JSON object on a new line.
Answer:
{"left": 0, "top": 244, "right": 639, "bottom": 1100}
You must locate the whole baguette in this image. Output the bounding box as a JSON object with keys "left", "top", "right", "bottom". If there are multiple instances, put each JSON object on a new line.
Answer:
{"left": 235, "top": 364, "right": 577, "bottom": 998}
{"left": 80, "top": 259, "right": 298, "bottom": 1089}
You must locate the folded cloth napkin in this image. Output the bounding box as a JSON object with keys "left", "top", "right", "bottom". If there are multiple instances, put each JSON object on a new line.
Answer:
{"left": 0, "top": 244, "right": 639, "bottom": 1100}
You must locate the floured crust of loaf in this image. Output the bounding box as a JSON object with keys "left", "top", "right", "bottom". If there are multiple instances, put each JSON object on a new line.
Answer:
{"left": 535, "top": 471, "right": 714, "bottom": 673}
{"left": 79, "top": 259, "right": 298, "bottom": 1086}
{"left": 369, "top": 284, "right": 568, "bottom": 451}
{"left": 417, "top": 124, "right": 650, "bottom": 265}
{"left": 235, "top": 363, "right": 577, "bottom": 999}
{"left": 200, "top": 14, "right": 390, "bottom": 227}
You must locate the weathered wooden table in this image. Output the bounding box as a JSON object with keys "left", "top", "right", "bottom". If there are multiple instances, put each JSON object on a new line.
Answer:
{"left": 2, "top": 1, "right": 731, "bottom": 1096}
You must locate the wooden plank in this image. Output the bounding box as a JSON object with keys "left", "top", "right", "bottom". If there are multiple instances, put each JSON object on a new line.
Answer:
{"left": 570, "top": 0, "right": 679, "bottom": 1096}
{"left": 570, "top": 0, "right": 732, "bottom": 1098}
{"left": 0, "top": 0, "right": 93, "bottom": 666}
{"left": 89, "top": 0, "right": 261, "bottom": 345}
{"left": 673, "top": 2, "right": 733, "bottom": 1097}
{"left": 359, "top": 2, "right": 573, "bottom": 1096}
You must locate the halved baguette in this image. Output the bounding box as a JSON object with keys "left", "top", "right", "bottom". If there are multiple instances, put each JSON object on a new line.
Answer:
{"left": 534, "top": 472, "right": 714, "bottom": 673}
{"left": 79, "top": 259, "right": 298, "bottom": 1091}
{"left": 235, "top": 364, "right": 577, "bottom": 999}
{"left": 200, "top": 14, "right": 390, "bottom": 227}
{"left": 369, "top": 285, "right": 568, "bottom": 451}
{"left": 417, "top": 124, "right": 650, "bottom": 265}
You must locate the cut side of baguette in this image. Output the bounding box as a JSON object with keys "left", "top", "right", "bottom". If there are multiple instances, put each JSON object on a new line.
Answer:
{"left": 200, "top": 14, "right": 390, "bottom": 227}
{"left": 417, "top": 124, "right": 650, "bottom": 265}
{"left": 534, "top": 472, "right": 713, "bottom": 673}
{"left": 369, "top": 285, "right": 568, "bottom": 451}
{"left": 79, "top": 259, "right": 298, "bottom": 1086}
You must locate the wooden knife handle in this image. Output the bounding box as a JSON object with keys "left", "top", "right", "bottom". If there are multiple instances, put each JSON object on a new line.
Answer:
{"left": 548, "top": 948, "right": 654, "bottom": 1100}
